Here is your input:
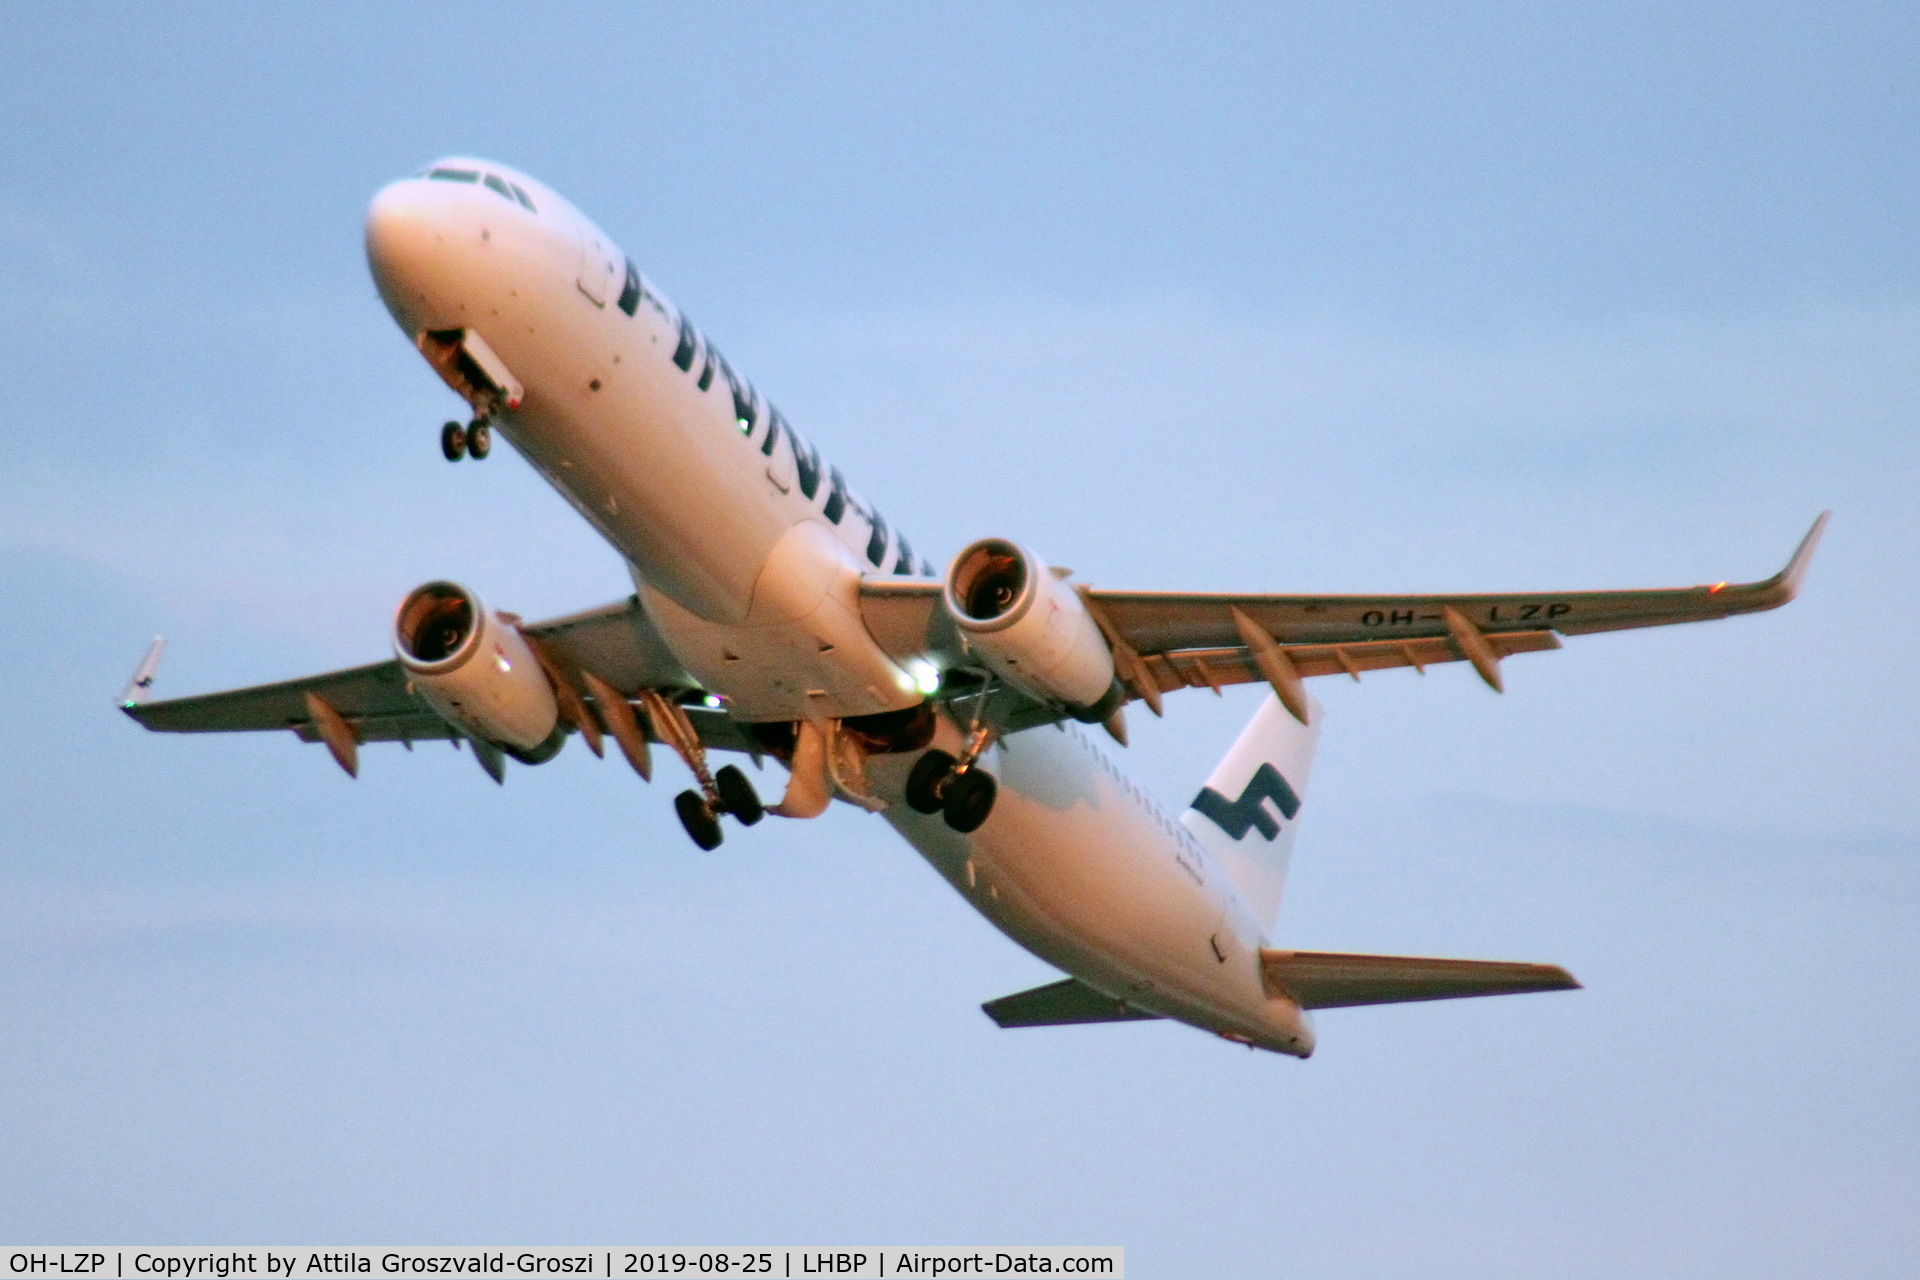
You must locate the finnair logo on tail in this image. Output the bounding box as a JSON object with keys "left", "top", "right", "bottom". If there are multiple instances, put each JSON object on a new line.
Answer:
{"left": 1191, "top": 763, "right": 1301, "bottom": 841}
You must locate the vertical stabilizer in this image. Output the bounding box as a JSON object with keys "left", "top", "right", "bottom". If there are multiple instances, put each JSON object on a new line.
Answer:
{"left": 1181, "top": 692, "right": 1321, "bottom": 931}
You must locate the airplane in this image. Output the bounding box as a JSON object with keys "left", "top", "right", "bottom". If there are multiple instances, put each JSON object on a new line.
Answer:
{"left": 120, "top": 157, "right": 1827, "bottom": 1057}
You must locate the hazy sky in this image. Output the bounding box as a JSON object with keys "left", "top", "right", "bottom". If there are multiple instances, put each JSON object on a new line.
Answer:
{"left": 2, "top": 5, "right": 1915, "bottom": 1276}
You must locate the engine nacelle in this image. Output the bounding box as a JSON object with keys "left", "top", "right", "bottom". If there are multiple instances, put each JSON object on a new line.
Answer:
{"left": 393, "top": 581, "right": 564, "bottom": 763}
{"left": 943, "top": 538, "right": 1124, "bottom": 722}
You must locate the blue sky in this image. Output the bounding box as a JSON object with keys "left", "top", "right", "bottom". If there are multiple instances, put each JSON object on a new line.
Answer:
{"left": 1, "top": 4, "right": 1915, "bottom": 1275}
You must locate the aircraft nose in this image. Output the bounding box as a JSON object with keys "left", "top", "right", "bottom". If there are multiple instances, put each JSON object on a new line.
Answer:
{"left": 365, "top": 177, "right": 464, "bottom": 331}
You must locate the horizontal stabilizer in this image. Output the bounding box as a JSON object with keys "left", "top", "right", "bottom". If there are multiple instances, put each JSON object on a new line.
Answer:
{"left": 982, "top": 978, "right": 1161, "bottom": 1028}
{"left": 1260, "top": 949, "right": 1579, "bottom": 1009}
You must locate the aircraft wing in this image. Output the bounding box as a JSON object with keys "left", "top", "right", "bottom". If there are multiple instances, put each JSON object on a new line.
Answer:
{"left": 862, "top": 514, "right": 1827, "bottom": 710}
{"left": 123, "top": 595, "right": 757, "bottom": 756}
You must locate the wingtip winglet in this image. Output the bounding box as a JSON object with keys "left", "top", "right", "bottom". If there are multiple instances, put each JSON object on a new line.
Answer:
{"left": 118, "top": 636, "right": 167, "bottom": 714}
{"left": 1762, "top": 510, "right": 1830, "bottom": 603}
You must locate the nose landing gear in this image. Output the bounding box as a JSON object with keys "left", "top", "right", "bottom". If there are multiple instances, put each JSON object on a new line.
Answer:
{"left": 440, "top": 418, "right": 493, "bottom": 461}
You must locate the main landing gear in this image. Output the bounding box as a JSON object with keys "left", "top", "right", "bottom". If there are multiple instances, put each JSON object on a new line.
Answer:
{"left": 635, "top": 689, "right": 764, "bottom": 851}
{"left": 906, "top": 750, "right": 997, "bottom": 833}
{"left": 905, "top": 728, "right": 1000, "bottom": 834}
{"left": 440, "top": 418, "right": 492, "bottom": 461}
{"left": 906, "top": 677, "right": 1002, "bottom": 834}
{"left": 673, "top": 763, "right": 765, "bottom": 851}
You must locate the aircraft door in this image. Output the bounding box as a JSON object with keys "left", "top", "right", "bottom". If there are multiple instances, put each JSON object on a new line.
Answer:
{"left": 576, "top": 214, "right": 618, "bottom": 307}
{"left": 765, "top": 416, "right": 795, "bottom": 493}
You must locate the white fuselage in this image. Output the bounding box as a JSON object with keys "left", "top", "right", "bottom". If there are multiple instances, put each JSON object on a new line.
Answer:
{"left": 364, "top": 159, "right": 1313, "bottom": 1055}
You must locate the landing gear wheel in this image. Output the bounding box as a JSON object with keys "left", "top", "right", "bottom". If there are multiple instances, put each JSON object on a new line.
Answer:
{"left": 440, "top": 421, "right": 467, "bottom": 461}
{"left": 906, "top": 749, "right": 957, "bottom": 815}
{"left": 942, "top": 767, "right": 997, "bottom": 833}
{"left": 674, "top": 789, "right": 723, "bottom": 850}
{"left": 467, "top": 420, "right": 492, "bottom": 459}
{"left": 714, "top": 764, "right": 764, "bottom": 826}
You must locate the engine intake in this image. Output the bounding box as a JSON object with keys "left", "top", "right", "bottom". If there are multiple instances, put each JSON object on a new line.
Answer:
{"left": 393, "top": 581, "right": 563, "bottom": 763}
{"left": 943, "top": 539, "right": 1122, "bottom": 721}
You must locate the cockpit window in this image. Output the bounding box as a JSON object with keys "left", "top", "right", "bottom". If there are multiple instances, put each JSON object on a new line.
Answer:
{"left": 482, "top": 173, "right": 515, "bottom": 203}
{"left": 509, "top": 183, "right": 536, "bottom": 212}
{"left": 428, "top": 167, "right": 480, "bottom": 183}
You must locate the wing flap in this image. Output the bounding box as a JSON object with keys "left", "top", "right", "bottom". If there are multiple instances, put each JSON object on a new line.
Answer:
{"left": 1260, "top": 949, "right": 1580, "bottom": 1009}
{"left": 982, "top": 977, "right": 1162, "bottom": 1028}
{"left": 1138, "top": 629, "right": 1562, "bottom": 694}
{"left": 292, "top": 709, "right": 461, "bottom": 745}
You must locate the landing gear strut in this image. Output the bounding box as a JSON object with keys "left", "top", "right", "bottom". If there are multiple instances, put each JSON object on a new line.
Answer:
{"left": 440, "top": 417, "right": 493, "bottom": 461}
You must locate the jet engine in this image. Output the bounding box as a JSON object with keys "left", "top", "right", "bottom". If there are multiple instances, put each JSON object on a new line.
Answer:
{"left": 943, "top": 538, "right": 1124, "bottom": 722}
{"left": 393, "top": 580, "right": 564, "bottom": 763}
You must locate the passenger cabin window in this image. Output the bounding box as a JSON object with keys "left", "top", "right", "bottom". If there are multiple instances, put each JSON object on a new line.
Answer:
{"left": 866, "top": 511, "right": 890, "bottom": 567}
{"left": 673, "top": 314, "right": 698, "bottom": 371}
{"left": 715, "top": 353, "right": 756, "bottom": 432}
{"left": 823, "top": 467, "right": 848, "bottom": 524}
{"left": 509, "top": 183, "right": 536, "bottom": 211}
{"left": 428, "top": 168, "right": 480, "bottom": 183}
{"left": 788, "top": 422, "right": 822, "bottom": 498}
{"left": 482, "top": 173, "right": 516, "bottom": 203}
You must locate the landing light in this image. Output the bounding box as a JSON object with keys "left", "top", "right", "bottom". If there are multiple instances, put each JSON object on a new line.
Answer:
{"left": 907, "top": 658, "right": 941, "bottom": 696}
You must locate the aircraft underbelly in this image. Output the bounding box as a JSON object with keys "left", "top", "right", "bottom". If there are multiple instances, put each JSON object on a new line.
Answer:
{"left": 505, "top": 365, "right": 787, "bottom": 625}
{"left": 870, "top": 724, "right": 1304, "bottom": 1051}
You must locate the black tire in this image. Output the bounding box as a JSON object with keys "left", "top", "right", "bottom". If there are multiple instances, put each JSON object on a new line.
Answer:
{"left": 906, "top": 749, "right": 957, "bottom": 814}
{"left": 942, "top": 767, "right": 997, "bottom": 833}
{"left": 467, "top": 420, "right": 492, "bottom": 459}
{"left": 674, "top": 789, "right": 723, "bottom": 850}
{"left": 715, "top": 764, "right": 764, "bottom": 826}
{"left": 440, "top": 421, "right": 466, "bottom": 461}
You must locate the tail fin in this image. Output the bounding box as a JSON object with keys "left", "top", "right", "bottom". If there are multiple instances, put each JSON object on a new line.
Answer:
{"left": 1180, "top": 691, "right": 1321, "bottom": 931}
